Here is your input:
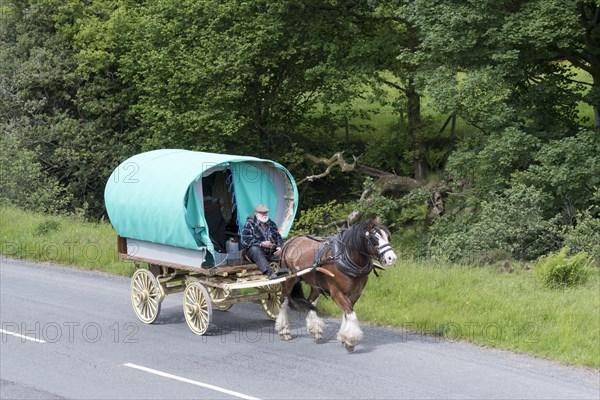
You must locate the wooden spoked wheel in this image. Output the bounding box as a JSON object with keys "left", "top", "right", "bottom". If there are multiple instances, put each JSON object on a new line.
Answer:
{"left": 259, "top": 284, "right": 281, "bottom": 320}
{"left": 258, "top": 261, "right": 283, "bottom": 320}
{"left": 207, "top": 286, "right": 233, "bottom": 311}
{"left": 183, "top": 282, "right": 212, "bottom": 335}
{"left": 131, "top": 269, "right": 163, "bottom": 324}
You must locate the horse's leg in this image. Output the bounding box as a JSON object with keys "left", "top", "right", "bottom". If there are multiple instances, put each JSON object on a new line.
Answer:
{"left": 330, "top": 289, "right": 363, "bottom": 352}
{"left": 275, "top": 280, "right": 293, "bottom": 341}
{"left": 305, "top": 288, "right": 324, "bottom": 342}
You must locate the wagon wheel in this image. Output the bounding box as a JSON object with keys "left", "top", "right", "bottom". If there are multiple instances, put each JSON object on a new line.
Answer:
{"left": 207, "top": 286, "right": 233, "bottom": 311}
{"left": 258, "top": 261, "right": 283, "bottom": 319}
{"left": 259, "top": 283, "right": 281, "bottom": 320}
{"left": 131, "top": 269, "right": 164, "bottom": 324}
{"left": 183, "top": 282, "right": 212, "bottom": 335}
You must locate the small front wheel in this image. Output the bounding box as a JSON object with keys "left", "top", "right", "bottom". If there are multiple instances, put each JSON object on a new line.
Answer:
{"left": 259, "top": 284, "right": 281, "bottom": 320}
{"left": 183, "top": 282, "right": 212, "bottom": 335}
{"left": 207, "top": 286, "right": 233, "bottom": 311}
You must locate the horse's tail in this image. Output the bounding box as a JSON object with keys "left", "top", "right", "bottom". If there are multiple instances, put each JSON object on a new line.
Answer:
{"left": 288, "top": 280, "right": 315, "bottom": 312}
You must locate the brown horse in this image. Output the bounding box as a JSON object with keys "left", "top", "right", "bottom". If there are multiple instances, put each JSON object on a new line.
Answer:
{"left": 275, "top": 218, "right": 397, "bottom": 352}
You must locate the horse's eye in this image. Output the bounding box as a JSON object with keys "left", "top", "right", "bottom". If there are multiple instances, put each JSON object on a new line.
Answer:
{"left": 369, "top": 235, "right": 378, "bottom": 246}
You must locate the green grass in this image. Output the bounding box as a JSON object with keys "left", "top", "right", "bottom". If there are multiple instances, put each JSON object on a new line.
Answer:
{"left": 317, "top": 259, "right": 600, "bottom": 369}
{"left": 572, "top": 67, "right": 596, "bottom": 125}
{"left": 331, "top": 78, "right": 478, "bottom": 142}
{"left": 0, "top": 204, "right": 131, "bottom": 276}
{"left": 2, "top": 204, "right": 599, "bottom": 369}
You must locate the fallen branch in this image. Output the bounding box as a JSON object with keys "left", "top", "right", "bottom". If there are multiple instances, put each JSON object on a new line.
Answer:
{"left": 297, "top": 152, "right": 358, "bottom": 185}
{"left": 298, "top": 151, "right": 449, "bottom": 230}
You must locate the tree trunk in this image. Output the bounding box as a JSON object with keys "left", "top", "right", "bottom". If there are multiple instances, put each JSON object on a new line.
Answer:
{"left": 407, "top": 75, "right": 427, "bottom": 182}
{"left": 591, "top": 69, "right": 600, "bottom": 128}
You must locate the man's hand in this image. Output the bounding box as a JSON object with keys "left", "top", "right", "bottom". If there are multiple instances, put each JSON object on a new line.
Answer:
{"left": 261, "top": 241, "right": 275, "bottom": 249}
{"left": 273, "top": 247, "right": 282, "bottom": 257}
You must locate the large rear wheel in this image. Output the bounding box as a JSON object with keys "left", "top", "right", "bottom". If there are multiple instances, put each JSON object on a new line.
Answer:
{"left": 131, "top": 269, "right": 163, "bottom": 324}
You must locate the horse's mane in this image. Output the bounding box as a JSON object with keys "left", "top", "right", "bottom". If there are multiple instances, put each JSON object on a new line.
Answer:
{"left": 329, "top": 218, "right": 387, "bottom": 277}
{"left": 342, "top": 219, "right": 390, "bottom": 248}
{"left": 341, "top": 219, "right": 372, "bottom": 252}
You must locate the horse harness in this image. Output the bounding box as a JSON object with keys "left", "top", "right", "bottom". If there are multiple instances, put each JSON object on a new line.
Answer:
{"left": 305, "top": 227, "right": 391, "bottom": 280}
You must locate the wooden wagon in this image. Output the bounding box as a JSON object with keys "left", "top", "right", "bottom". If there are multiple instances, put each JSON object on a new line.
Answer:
{"left": 105, "top": 149, "right": 307, "bottom": 335}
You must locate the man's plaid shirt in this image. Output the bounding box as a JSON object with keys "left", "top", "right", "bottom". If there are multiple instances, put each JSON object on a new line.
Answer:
{"left": 241, "top": 216, "right": 284, "bottom": 249}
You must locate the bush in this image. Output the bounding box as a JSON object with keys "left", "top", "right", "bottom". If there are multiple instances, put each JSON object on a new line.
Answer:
{"left": 355, "top": 178, "right": 399, "bottom": 226}
{"left": 513, "top": 129, "right": 600, "bottom": 213}
{"left": 535, "top": 248, "right": 591, "bottom": 289}
{"left": 34, "top": 219, "right": 61, "bottom": 236}
{"left": 290, "top": 200, "right": 348, "bottom": 236}
{"left": 563, "top": 210, "right": 600, "bottom": 265}
{"left": 0, "top": 130, "right": 72, "bottom": 214}
{"left": 397, "top": 187, "right": 430, "bottom": 225}
{"left": 428, "top": 184, "right": 561, "bottom": 261}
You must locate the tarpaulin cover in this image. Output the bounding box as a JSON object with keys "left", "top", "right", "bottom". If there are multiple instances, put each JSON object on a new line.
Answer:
{"left": 104, "top": 149, "right": 298, "bottom": 255}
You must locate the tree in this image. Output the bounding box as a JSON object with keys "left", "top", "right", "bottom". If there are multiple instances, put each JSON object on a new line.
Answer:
{"left": 0, "top": 0, "right": 137, "bottom": 218}
{"left": 408, "top": 0, "right": 599, "bottom": 129}
{"left": 407, "top": 0, "right": 600, "bottom": 259}
{"left": 115, "top": 0, "right": 378, "bottom": 158}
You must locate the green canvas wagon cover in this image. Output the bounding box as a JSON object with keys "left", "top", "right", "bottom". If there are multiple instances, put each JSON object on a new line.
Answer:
{"left": 104, "top": 149, "right": 298, "bottom": 264}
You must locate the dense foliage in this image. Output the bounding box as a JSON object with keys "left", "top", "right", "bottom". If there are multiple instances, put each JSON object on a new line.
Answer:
{"left": 535, "top": 247, "right": 592, "bottom": 289}
{"left": 1, "top": 0, "right": 598, "bottom": 262}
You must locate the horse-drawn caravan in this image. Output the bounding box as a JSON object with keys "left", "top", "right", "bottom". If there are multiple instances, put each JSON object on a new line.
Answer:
{"left": 104, "top": 149, "right": 310, "bottom": 334}
{"left": 105, "top": 149, "right": 398, "bottom": 351}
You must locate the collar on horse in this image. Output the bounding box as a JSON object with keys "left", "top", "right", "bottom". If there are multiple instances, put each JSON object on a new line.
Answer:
{"left": 309, "top": 231, "right": 374, "bottom": 278}
{"left": 303, "top": 230, "right": 382, "bottom": 280}
{"left": 332, "top": 233, "right": 374, "bottom": 277}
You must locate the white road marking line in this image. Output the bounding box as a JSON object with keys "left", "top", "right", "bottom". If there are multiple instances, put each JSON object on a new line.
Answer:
{"left": 0, "top": 328, "right": 46, "bottom": 343}
{"left": 123, "top": 363, "right": 261, "bottom": 400}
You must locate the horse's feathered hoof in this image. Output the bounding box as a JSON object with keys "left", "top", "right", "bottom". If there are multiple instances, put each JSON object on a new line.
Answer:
{"left": 281, "top": 334, "right": 292, "bottom": 341}
{"left": 343, "top": 343, "right": 355, "bottom": 352}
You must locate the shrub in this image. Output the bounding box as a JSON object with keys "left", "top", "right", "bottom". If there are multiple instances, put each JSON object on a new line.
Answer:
{"left": 355, "top": 178, "right": 399, "bottom": 226}
{"left": 428, "top": 184, "right": 560, "bottom": 261}
{"left": 397, "top": 187, "right": 430, "bottom": 225}
{"left": 0, "top": 130, "right": 72, "bottom": 214}
{"left": 290, "top": 200, "right": 348, "bottom": 236}
{"left": 513, "top": 129, "right": 600, "bottom": 213}
{"left": 563, "top": 210, "right": 600, "bottom": 265}
{"left": 535, "top": 248, "right": 591, "bottom": 289}
{"left": 34, "top": 219, "right": 61, "bottom": 236}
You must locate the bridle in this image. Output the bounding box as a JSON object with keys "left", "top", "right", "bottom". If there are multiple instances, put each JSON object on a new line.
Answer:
{"left": 365, "top": 227, "right": 393, "bottom": 263}
{"left": 325, "top": 224, "right": 394, "bottom": 278}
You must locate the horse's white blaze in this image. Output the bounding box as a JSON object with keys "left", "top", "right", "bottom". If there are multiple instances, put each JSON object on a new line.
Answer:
{"left": 376, "top": 229, "right": 397, "bottom": 266}
{"left": 337, "top": 312, "right": 363, "bottom": 346}
{"left": 275, "top": 298, "right": 290, "bottom": 336}
{"left": 306, "top": 310, "right": 324, "bottom": 337}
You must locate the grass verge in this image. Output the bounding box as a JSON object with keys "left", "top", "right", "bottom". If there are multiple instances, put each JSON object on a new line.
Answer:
{"left": 2, "top": 205, "right": 599, "bottom": 368}
{"left": 317, "top": 259, "right": 600, "bottom": 369}
{"left": 1, "top": 204, "right": 131, "bottom": 276}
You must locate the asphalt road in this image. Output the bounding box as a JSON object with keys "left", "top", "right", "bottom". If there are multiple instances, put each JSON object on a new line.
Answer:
{"left": 1, "top": 258, "right": 598, "bottom": 399}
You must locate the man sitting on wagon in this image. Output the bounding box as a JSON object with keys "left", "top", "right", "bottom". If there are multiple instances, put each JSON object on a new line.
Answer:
{"left": 241, "top": 204, "right": 290, "bottom": 280}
